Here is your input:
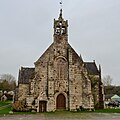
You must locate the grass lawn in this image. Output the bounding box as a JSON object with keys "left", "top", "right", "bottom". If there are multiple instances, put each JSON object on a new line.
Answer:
{"left": 0, "top": 101, "right": 11, "bottom": 107}
{"left": 0, "top": 101, "right": 12, "bottom": 114}
{"left": 0, "top": 106, "right": 11, "bottom": 114}
{"left": 44, "top": 111, "right": 90, "bottom": 120}
{"left": 43, "top": 110, "right": 120, "bottom": 120}
{"left": 13, "top": 109, "right": 120, "bottom": 115}
{"left": 95, "top": 108, "right": 120, "bottom": 113}
{"left": 1, "top": 102, "right": 120, "bottom": 115}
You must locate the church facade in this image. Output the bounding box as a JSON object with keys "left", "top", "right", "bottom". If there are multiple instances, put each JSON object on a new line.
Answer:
{"left": 16, "top": 9, "right": 104, "bottom": 112}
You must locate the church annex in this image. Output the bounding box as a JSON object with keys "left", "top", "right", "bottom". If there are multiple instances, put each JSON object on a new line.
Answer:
{"left": 15, "top": 9, "right": 104, "bottom": 112}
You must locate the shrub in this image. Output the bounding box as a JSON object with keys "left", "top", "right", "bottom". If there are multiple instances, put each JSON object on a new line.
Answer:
{"left": 12, "top": 100, "right": 28, "bottom": 112}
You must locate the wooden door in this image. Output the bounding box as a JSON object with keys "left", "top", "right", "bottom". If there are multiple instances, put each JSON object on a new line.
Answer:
{"left": 39, "top": 101, "right": 47, "bottom": 112}
{"left": 56, "top": 94, "right": 66, "bottom": 110}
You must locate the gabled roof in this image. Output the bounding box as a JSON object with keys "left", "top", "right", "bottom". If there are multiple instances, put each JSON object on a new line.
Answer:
{"left": 35, "top": 43, "right": 83, "bottom": 66}
{"left": 68, "top": 44, "right": 83, "bottom": 64}
{"left": 35, "top": 43, "right": 53, "bottom": 65}
{"left": 18, "top": 67, "right": 35, "bottom": 84}
{"left": 84, "top": 62, "right": 99, "bottom": 75}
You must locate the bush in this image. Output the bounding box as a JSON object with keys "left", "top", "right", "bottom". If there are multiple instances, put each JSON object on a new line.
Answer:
{"left": 12, "top": 100, "right": 28, "bottom": 112}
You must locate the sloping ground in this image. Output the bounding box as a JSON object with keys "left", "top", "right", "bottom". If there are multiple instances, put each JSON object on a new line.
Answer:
{"left": 0, "top": 104, "right": 11, "bottom": 110}
{"left": 0, "top": 101, "right": 12, "bottom": 114}
{"left": 1, "top": 113, "right": 120, "bottom": 120}
{"left": 0, "top": 101, "right": 11, "bottom": 107}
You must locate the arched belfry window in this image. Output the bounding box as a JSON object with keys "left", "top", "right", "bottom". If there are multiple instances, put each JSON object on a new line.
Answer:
{"left": 61, "top": 26, "right": 66, "bottom": 34}
{"left": 56, "top": 27, "right": 60, "bottom": 35}
{"left": 55, "top": 24, "right": 66, "bottom": 35}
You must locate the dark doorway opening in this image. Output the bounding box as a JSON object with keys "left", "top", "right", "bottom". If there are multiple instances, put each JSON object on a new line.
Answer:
{"left": 39, "top": 101, "right": 47, "bottom": 112}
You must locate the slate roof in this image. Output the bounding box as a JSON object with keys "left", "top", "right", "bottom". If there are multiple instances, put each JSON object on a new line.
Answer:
{"left": 18, "top": 67, "right": 35, "bottom": 84}
{"left": 84, "top": 62, "right": 100, "bottom": 75}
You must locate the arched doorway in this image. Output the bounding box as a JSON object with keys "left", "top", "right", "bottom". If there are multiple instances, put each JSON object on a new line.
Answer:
{"left": 56, "top": 94, "right": 66, "bottom": 110}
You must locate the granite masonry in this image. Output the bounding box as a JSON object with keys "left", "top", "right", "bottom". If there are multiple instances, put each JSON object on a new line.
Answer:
{"left": 15, "top": 9, "right": 104, "bottom": 112}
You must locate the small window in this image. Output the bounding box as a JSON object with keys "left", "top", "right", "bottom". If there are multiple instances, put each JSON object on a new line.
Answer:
{"left": 56, "top": 27, "right": 60, "bottom": 34}
{"left": 62, "top": 27, "right": 66, "bottom": 34}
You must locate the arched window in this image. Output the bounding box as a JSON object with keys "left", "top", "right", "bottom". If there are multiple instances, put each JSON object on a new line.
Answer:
{"left": 57, "top": 58, "right": 67, "bottom": 80}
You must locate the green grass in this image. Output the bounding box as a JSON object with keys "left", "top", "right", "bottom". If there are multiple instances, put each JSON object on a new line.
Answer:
{"left": 0, "top": 106, "right": 11, "bottom": 114}
{"left": 1, "top": 102, "right": 120, "bottom": 115}
{"left": 0, "top": 101, "right": 11, "bottom": 107}
{"left": 43, "top": 109, "right": 120, "bottom": 117}
{"left": 44, "top": 111, "right": 90, "bottom": 120}
{"left": 0, "top": 101, "right": 12, "bottom": 114}
{"left": 0, "top": 100, "right": 37, "bottom": 115}
{"left": 95, "top": 108, "right": 120, "bottom": 113}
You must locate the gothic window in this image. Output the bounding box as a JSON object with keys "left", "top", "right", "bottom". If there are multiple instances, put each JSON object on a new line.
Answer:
{"left": 57, "top": 58, "right": 67, "bottom": 80}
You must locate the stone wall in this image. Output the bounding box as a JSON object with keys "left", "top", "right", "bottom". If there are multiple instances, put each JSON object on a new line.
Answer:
{"left": 18, "top": 84, "right": 29, "bottom": 101}
{"left": 16, "top": 9, "right": 104, "bottom": 112}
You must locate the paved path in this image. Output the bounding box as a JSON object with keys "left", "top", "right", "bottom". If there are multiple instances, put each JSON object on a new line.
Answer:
{"left": 1, "top": 113, "right": 120, "bottom": 120}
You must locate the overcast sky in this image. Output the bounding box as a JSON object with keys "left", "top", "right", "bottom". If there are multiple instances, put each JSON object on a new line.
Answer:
{"left": 0, "top": 0, "right": 120, "bottom": 85}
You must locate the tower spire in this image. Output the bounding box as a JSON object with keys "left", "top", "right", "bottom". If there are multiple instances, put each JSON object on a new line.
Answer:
{"left": 59, "top": 1, "right": 63, "bottom": 18}
{"left": 54, "top": 1, "right": 68, "bottom": 36}
{"left": 59, "top": 9, "right": 62, "bottom": 18}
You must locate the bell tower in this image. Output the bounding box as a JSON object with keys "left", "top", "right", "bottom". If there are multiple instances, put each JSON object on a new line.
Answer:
{"left": 54, "top": 9, "right": 68, "bottom": 36}
{"left": 54, "top": 0, "right": 67, "bottom": 35}
{"left": 53, "top": 9, "right": 68, "bottom": 58}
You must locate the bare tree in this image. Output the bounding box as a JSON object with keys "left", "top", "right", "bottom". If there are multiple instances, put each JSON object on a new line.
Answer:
{"left": 0, "top": 74, "right": 16, "bottom": 91}
{"left": 102, "top": 75, "right": 113, "bottom": 86}
{"left": 0, "top": 74, "right": 16, "bottom": 83}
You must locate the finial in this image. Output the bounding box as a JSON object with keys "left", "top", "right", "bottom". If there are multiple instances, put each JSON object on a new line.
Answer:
{"left": 60, "top": 9, "right": 62, "bottom": 17}
{"left": 59, "top": 1, "right": 63, "bottom": 18}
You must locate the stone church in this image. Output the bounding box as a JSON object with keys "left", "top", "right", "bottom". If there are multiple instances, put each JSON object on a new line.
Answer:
{"left": 16, "top": 9, "right": 104, "bottom": 112}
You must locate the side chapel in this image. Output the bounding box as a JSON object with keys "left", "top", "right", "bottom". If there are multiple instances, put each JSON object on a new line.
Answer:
{"left": 15, "top": 9, "right": 104, "bottom": 112}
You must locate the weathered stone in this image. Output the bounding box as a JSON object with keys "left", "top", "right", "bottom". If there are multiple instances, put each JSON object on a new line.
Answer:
{"left": 15, "top": 9, "right": 104, "bottom": 112}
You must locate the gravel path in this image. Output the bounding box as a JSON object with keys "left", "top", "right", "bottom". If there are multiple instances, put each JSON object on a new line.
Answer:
{"left": 0, "top": 114, "right": 45, "bottom": 120}
{"left": 0, "top": 113, "right": 120, "bottom": 120}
